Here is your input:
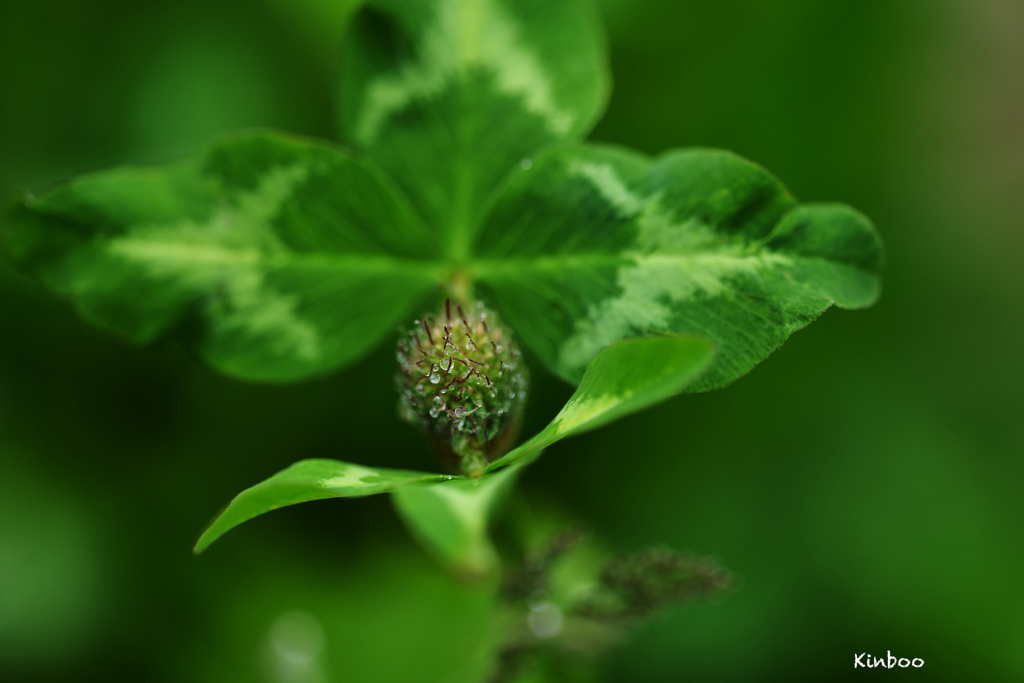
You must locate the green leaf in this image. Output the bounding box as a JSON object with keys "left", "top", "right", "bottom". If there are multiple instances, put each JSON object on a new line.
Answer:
{"left": 487, "top": 334, "right": 716, "bottom": 472}
{"left": 194, "top": 459, "right": 448, "bottom": 554}
{"left": 392, "top": 465, "right": 519, "bottom": 577}
{"left": 339, "top": 0, "right": 610, "bottom": 259}
{"left": 472, "top": 144, "right": 883, "bottom": 390}
{"left": 4, "top": 130, "right": 446, "bottom": 382}
{"left": 385, "top": 334, "right": 712, "bottom": 574}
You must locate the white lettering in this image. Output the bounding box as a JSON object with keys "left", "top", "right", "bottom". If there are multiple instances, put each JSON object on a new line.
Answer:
{"left": 854, "top": 652, "right": 923, "bottom": 670}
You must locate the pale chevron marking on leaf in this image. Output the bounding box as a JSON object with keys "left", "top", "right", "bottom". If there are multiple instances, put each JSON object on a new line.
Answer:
{"left": 557, "top": 162, "right": 792, "bottom": 373}
{"left": 568, "top": 160, "right": 647, "bottom": 217}
{"left": 106, "top": 164, "right": 323, "bottom": 361}
{"left": 354, "top": 0, "right": 575, "bottom": 144}
{"left": 554, "top": 393, "right": 628, "bottom": 437}
{"left": 320, "top": 463, "right": 384, "bottom": 489}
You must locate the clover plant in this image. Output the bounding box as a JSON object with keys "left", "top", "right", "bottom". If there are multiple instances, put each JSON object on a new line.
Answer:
{"left": 2, "top": 0, "right": 882, "bottom": 586}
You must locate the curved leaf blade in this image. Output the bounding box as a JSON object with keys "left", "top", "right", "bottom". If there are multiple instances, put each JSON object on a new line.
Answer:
{"left": 488, "top": 334, "right": 716, "bottom": 472}
{"left": 5, "top": 131, "right": 446, "bottom": 382}
{"left": 392, "top": 465, "right": 519, "bottom": 577}
{"left": 339, "top": 0, "right": 610, "bottom": 257}
{"left": 473, "top": 144, "right": 883, "bottom": 390}
{"left": 194, "top": 459, "right": 448, "bottom": 554}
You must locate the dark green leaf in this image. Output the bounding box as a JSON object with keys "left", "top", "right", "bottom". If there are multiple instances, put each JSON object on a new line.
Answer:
{"left": 194, "top": 459, "right": 448, "bottom": 554}
{"left": 5, "top": 131, "right": 447, "bottom": 382}
{"left": 339, "top": 0, "right": 610, "bottom": 259}
{"left": 487, "top": 334, "right": 716, "bottom": 472}
{"left": 472, "top": 144, "right": 883, "bottom": 390}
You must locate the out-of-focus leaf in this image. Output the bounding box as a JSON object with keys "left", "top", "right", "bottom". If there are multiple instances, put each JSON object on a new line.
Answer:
{"left": 473, "top": 144, "right": 883, "bottom": 390}
{"left": 487, "top": 334, "right": 716, "bottom": 472}
{"left": 194, "top": 459, "right": 448, "bottom": 554}
{"left": 4, "top": 130, "right": 446, "bottom": 382}
{"left": 339, "top": 0, "right": 609, "bottom": 258}
{"left": 392, "top": 465, "right": 519, "bottom": 577}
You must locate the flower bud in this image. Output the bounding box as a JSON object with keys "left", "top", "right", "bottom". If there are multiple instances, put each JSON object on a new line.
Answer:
{"left": 395, "top": 299, "right": 528, "bottom": 477}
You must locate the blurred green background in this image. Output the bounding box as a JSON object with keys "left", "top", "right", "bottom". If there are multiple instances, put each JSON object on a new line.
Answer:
{"left": 1, "top": 0, "right": 1022, "bottom": 680}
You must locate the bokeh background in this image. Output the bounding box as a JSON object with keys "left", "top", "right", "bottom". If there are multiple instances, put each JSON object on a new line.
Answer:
{"left": 2, "top": 0, "right": 1022, "bottom": 680}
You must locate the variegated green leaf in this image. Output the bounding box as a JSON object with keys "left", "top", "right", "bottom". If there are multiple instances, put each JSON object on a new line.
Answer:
{"left": 487, "top": 334, "right": 716, "bottom": 472}
{"left": 194, "top": 459, "right": 448, "bottom": 554}
{"left": 392, "top": 465, "right": 519, "bottom": 577}
{"left": 339, "top": 0, "right": 609, "bottom": 258}
{"left": 472, "top": 144, "right": 883, "bottom": 390}
{"left": 4, "top": 131, "right": 447, "bottom": 382}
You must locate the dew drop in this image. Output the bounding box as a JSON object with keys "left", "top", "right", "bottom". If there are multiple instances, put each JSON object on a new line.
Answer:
{"left": 520, "top": 158, "right": 533, "bottom": 170}
{"left": 429, "top": 408, "right": 440, "bottom": 418}
{"left": 527, "top": 603, "right": 563, "bottom": 639}
{"left": 430, "top": 372, "right": 441, "bottom": 384}
{"left": 454, "top": 406, "right": 466, "bottom": 418}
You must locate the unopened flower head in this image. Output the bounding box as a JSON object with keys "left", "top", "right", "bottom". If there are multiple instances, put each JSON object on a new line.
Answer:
{"left": 395, "top": 299, "right": 528, "bottom": 477}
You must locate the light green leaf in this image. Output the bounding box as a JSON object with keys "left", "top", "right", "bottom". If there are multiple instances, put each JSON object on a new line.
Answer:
{"left": 194, "top": 459, "right": 448, "bottom": 554}
{"left": 4, "top": 130, "right": 447, "bottom": 382}
{"left": 487, "top": 334, "right": 716, "bottom": 472}
{"left": 472, "top": 144, "right": 883, "bottom": 390}
{"left": 339, "top": 0, "right": 609, "bottom": 259}
{"left": 392, "top": 465, "right": 519, "bottom": 577}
